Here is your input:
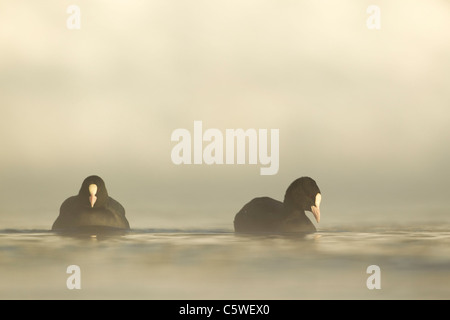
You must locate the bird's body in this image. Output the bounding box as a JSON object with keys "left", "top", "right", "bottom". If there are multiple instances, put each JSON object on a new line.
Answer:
{"left": 52, "top": 176, "right": 130, "bottom": 232}
{"left": 234, "top": 177, "right": 321, "bottom": 233}
{"left": 53, "top": 196, "right": 129, "bottom": 230}
{"left": 234, "top": 197, "right": 316, "bottom": 233}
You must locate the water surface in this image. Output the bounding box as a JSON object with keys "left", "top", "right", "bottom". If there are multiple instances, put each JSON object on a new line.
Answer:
{"left": 1, "top": 224, "right": 449, "bottom": 299}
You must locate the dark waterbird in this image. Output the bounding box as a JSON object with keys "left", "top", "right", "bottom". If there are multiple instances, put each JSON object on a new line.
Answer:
{"left": 234, "top": 177, "right": 321, "bottom": 233}
{"left": 52, "top": 175, "right": 130, "bottom": 232}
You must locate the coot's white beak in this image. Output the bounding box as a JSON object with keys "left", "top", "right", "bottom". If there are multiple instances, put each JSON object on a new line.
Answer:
{"left": 311, "top": 193, "right": 321, "bottom": 223}
{"left": 89, "top": 184, "right": 98, "bottom": 208}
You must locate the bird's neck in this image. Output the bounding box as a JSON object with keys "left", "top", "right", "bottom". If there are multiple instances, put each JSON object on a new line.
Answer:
{"left": 281, "top": 199, "right": 305, "bottom": 218}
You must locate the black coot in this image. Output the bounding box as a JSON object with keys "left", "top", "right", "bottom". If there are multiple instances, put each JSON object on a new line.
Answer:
{"left": 52, "top": 175, "right": 130, "bottom": 231}
{"left": 234, "top": 177, "right": 321, "bottom": 233}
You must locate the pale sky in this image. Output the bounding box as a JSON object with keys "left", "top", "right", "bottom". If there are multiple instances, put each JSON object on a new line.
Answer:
{"left": 1, "top": 0, "right": 449, "bottom": 229}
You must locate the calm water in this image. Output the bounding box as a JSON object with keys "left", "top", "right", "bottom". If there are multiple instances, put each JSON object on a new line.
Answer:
{"left": 1, "top": 224, "right": 449, "bottom": 300}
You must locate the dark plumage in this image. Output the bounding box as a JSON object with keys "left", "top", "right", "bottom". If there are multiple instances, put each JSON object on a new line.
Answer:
{"left": 234, "top": 177, "right": 321, "bottom": 233}
{"left": 52, "top": 175, "right": 130, "bottom": 231}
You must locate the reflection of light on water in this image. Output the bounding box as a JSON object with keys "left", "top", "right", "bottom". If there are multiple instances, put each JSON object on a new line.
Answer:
{"left": 0, "top": 226, "right": 449, "bottom": 299}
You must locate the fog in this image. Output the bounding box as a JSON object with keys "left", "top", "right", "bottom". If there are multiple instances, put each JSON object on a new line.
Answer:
{"left": 1, "top": 0, "right": 449, "bottom": 229}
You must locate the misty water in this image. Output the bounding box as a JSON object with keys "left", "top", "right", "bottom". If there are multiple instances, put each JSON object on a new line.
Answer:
{"left": 1, "top": 223, "right": 449, "bottom": 300}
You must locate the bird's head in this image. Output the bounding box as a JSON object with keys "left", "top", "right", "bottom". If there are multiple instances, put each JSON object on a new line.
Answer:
{"left": 284, "top": 177, "right": 322, "bottom": 223}
{"left": 78, "top": 175, "right": 108, "bottom": 208}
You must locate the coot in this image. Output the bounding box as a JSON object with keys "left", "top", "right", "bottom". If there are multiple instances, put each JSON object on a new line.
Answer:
{"left": 52, "top": 175, "right": 130, "bottom": 231}
{"left": 234, "top": 177, "right": 321, "bottom": 233}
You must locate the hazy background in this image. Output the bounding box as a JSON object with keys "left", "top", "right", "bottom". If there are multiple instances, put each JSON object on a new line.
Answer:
{"left": 1, "top": 0, "right": 449, "bottom": 229}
